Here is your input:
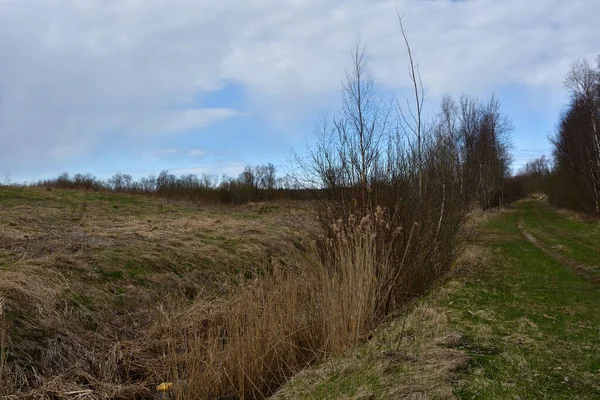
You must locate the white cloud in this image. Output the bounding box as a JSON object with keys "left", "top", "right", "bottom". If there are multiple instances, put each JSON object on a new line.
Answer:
{"left": 0, "top": 0, "right": 598, "bottom": 177}
{"left": 187, "top": 149, "right": 207, "bottom": 157}
{"left": 140, "top": 148, "right": 180, "bottom": 158}
{"left": 119, "top": 108, "right": 243, "bottom": 134}
{"left": 169, "top": 162, "right": 246, "bottom": 178}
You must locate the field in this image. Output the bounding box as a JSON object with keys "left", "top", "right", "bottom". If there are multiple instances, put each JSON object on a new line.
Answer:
{"left": 274, "top": 199, "right": 600, "bottom": 399}
{"left": 2, "top": 189, "right": 600, "bottom": 399}
{"left": 0, "top": 186, "right": 308, "bottom": 397}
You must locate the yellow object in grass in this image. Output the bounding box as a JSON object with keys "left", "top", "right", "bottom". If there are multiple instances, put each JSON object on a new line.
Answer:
{"left": 157, "top": 382, "right": 173, "bottom": 392}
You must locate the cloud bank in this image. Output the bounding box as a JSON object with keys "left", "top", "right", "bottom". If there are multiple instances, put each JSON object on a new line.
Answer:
{"left": 0, "top": 0, "right": 598, "bottom": 178}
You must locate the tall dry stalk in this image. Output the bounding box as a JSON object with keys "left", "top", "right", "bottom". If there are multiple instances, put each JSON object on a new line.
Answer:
{"left": 167, "top": 209, "right": 400, "bottom": 399}
{"left": 0, "top": 296, "right": 6, "bottom": 393}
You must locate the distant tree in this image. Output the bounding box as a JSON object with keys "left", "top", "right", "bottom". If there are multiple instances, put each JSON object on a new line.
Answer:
{"left": 239, "top": 166, "right": 255, "bottom": 188}
{"left": 237, "top": 164, "right": 277, "bottom": 199}
{"left": 157, "top": 170, "right": 177, "bottom": 192}
{"left": 200, "top": 174, "right": 218, "bottom": 189}
{"left": 259, "top": 163, "right": 276, "bottom": 190}
{"left": 140, "top": 175, "right": 157, "bottom": 192}
{"left": 108, "top": 172, "right": 133, "bottom": 191}
{"left": 56, "top": 172, "right": 71, "bottom": 188}
{"left": 433, "top": 94, "right": 513, "bottom": 209}
{"left": 518, "top": 156, "right": 551, "bottom": 195}
{"left": 550, "top": 56, "right": 600, "bottom": 215}
{"left": 72, "top": 173, "right": 100, "bottom": 191}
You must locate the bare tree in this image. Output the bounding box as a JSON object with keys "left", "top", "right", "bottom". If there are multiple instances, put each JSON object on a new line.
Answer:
{"left": 449, "top": 94, "right": 513, "bottom": 210}
{"left": 260, "top": 163, "right": 276, "bottom": 190}
{"left": 336, "top": 39, "right": 390, "bottom": 204}
{"left": 396, "top": 12, "right": 425, "bottom": 199}
{"left": 302, "top": 34, "right": 470, "bottom": 316}
{"left": 551, "top": 57, "right": 600, "bottom": 215}
{"left": 304, "top": 39, "right": 390, "bottom": 212}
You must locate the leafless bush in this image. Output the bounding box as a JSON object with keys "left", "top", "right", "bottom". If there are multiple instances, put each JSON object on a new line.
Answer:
{"left": 296, "top": 36, "right": 475, "bottom": 318}
{"left": 37, "top": 172, "right": 104, "bottom": 191}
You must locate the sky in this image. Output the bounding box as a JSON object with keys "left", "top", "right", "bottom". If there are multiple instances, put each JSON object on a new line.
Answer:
{"left": 0, "top": 0, "right": 599, "bottom": 183}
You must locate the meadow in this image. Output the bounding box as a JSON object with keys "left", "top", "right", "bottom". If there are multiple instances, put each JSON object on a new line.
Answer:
{"left": 1, "top": 188, "right": 599, "bottom": 399}
{"left": 0, "top": 186, "right": 311, "bottom": 398}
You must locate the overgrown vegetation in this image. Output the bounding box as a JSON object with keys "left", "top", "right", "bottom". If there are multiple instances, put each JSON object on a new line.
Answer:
{"left": 0, "top": 186, "right": 307, "bottom": 397}
{"left": 297, "top": 29, "right": 512, "bottom": 319}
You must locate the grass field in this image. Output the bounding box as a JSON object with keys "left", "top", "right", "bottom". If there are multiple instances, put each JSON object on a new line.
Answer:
{"left": 0, "top": 186, "right": 309, "bottom": 397}
{"left": 274, "top": 199, "right": 600, "bottom": 399}
{"left": 2, "top": 189, "right": 599, "bottom": 399}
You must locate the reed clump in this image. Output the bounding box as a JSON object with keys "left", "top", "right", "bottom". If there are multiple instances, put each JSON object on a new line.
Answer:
{"left": 167, "top": 208, "right": 409, "bottom": 399}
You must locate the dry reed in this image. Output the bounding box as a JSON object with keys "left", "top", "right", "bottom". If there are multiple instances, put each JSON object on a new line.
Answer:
{"left": 0, "top": 295, "right": 6, "bottom": 394}
{"left": 166, "top": 208, "right": 406, "bottom": 399}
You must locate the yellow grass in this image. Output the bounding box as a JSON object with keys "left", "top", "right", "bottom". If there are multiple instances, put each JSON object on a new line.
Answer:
{"left": 0, "top": 187, "right": 455, "bottom": 399}
{"left": 0, "top": 187, "right": 309, "bottom": 397}
{"left": 159, "top": 210, "right": 403, "bottom": 399}
{"left": 0, "top": 295, "right": 6, "bottom": 394}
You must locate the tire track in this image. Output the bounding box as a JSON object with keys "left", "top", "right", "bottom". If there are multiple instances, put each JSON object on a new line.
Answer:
{"left": 531, "top": 206, "right": 600, "bottom": 257}
{"left": 517, "top": 218, "right": 600, "bottom": 285}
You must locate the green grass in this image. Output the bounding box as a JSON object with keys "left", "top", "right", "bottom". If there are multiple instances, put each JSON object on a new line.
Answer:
{"left": 519, "top": 201, "right": 600, "bottom": 275}
{"left": 447, "top": 204, "right": 600, "bottom": 399}
{"left": 274, "top": 200, "right": 600, "bottom": 399}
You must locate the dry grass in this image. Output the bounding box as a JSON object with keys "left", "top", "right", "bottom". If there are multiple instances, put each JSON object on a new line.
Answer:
{"left": 0, "top": 187, "right": 464, "bottom": 399}
{"left": 0, "top": 187, "right": 308, "bottom": 398}
{"left": 162, "top": 209, "right": 402, "bottom": 399}
{"left": 0, "top": 295, "right": 6, "bottom": 395}
{"left": 272, "top": 301, "right": 470, "bottom": 399}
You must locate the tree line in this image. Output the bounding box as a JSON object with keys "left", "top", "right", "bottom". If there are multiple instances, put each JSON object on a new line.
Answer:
{"left": 512, "top": 55, "right": 599, "bottom": 217}
{"left": 549, "top": 56, "right": 600, "bottom": 215}
{"left": 34, "top": 163, "right": 314, "bottom": 204}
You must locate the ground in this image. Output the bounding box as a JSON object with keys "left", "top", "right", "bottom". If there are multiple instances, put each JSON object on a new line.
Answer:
{"left": 274, "top": 199, "right": 600, "bottom": 399}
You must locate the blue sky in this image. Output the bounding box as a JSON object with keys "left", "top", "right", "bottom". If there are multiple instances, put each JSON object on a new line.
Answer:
{"left": 0, "top": 0, "right": 598, "bottom": 183}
